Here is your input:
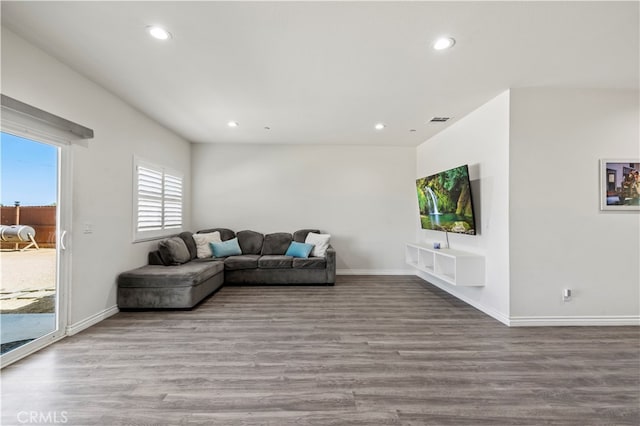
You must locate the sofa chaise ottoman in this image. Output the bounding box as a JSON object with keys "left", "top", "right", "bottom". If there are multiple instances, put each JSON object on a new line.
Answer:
{"left": 117, "top": 257, "right": 224, "bottom": 309}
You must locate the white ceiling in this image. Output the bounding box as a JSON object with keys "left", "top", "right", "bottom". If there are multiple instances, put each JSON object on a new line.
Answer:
{"left": 2, "top": 1, "right": 638, "bottom": 146}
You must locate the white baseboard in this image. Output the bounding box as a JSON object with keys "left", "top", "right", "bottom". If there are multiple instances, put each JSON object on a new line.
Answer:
{"left": 66, "top": 305, "right": 119, "bottom": 336}
{"left": 414, "top": 271, "right": 639, "bottom": 327}
{"left": 509, "top": 316, "right": 640, "bottom": 327}
{"left": 337, "top": 269, "right": 416, "bottom": 276}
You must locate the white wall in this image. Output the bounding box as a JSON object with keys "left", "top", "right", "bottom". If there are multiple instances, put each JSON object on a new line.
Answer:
{"left": 1, "top": 28, "right": 192, "bottom": 327}
{"left": 415, "top": 91, "right": 511, "bottom": 323}
{"left": 509, "top": 88, "right": 640, "bottom": 325}
{"left": 191, "top": 143, "right": 416, "bottom": 273}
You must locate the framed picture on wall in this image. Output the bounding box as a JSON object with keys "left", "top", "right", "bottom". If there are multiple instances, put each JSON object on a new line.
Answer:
{"left": 600, "top": 159, "right": 640, "bottom": 211}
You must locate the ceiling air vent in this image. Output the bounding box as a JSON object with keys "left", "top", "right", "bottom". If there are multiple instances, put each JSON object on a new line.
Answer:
{"left": 429, "top": 117, "right": 450, "bottom": 123}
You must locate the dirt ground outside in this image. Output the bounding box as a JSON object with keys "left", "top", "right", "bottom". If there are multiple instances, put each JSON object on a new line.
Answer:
{"left": 0, "top": 248, "right": 56, "bottom": 314}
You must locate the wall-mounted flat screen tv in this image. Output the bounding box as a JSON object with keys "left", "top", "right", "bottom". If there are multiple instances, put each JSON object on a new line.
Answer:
{"left": 415, "top": 164, "right": 476, "bottom": 235}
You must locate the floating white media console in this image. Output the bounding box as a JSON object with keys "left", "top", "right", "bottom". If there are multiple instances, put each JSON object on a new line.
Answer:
{"left": 405, "top": 243, "right": 485, "bottom": 287}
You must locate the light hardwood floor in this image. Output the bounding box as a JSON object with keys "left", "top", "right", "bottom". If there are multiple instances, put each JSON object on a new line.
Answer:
{"left": 1, "top": 275, "right": 639, "bottom": 425}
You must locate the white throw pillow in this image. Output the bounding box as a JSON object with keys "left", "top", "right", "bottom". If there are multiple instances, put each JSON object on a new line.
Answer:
{"left": 305, "top": 232, "right": 331, "bottom": 257}
{"left": 192, "top": 231, "right": 222, "bottom": 258}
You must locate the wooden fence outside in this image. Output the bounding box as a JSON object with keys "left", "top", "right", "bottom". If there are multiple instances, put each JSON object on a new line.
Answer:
{"left": 0, "top": 206, "right": 57, "bottom": 249}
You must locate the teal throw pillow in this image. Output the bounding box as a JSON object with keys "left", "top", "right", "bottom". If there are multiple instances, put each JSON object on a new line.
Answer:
{"left": 210, "top": 237, "right": 242, "bottom": 257}
{"left": 285, "top": 241, "right": 314, "bottom": 258}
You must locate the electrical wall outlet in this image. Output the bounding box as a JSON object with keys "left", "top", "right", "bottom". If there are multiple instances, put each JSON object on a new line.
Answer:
{"left": 562, "top": 288, "right": 572, "bottom": 302}
{"left": 83, "top": 222, "right": 93, "bottom": 234}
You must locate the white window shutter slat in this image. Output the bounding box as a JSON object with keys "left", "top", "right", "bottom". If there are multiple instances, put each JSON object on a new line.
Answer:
{"left": 134, "top": 162, "right": 183, "bottom": 238}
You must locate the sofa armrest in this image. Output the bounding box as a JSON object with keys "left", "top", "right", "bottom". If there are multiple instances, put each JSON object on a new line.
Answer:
{"left": 325, "top": 245, "right": 336, "bottom": 284}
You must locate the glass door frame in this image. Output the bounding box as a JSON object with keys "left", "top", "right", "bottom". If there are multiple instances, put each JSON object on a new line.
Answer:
{"left": 0, "top": 125, "right": 72, "bottom": 368}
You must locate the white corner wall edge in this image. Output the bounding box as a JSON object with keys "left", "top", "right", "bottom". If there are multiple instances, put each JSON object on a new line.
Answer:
{"left": 66, "top": 305, "right": 119, "bottom": 336}
{"left": 509, "top": 316, "right": 640, "bottom": 327}
{"left": 415, "top": 271, "right": 510, "bottom": 326}
{"left": 337, "top": 269, "right": 416, "bottom": 275}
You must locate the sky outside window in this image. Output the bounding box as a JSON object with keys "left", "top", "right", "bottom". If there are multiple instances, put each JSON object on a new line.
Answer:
{"left": 1, "top": 132, "right": 57, "bottom": 206}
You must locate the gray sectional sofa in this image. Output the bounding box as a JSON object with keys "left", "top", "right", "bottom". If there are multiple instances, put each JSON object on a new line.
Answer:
{"left": 117, "top": 228, "right": 335, "bottom": 309}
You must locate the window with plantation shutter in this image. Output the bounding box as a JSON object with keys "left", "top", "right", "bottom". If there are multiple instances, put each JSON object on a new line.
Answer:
{"left": 133, "top": 159, "right": 183, "bottom": 241}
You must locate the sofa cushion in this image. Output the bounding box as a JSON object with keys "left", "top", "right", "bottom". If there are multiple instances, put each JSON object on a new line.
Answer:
{"left": 224, "top": 255, "right": 260, "bottom": 271}
{"left": 237, "top": 230, "right": 264, "bottom": 255}
{"left": 192, "top": 256, "right": 223, "bottom": 263}
{"left": 197, "top": 228, "right": 235, "bottom": 241}
{"left": 262, "top": 232, "right": 293, "bottom": 255}
{"left": 293, "top": 229, "right": 321, "bottom": 243}
{"left": 118, "top": 261, "right": 224, "bottom": 288}
{"left": 158, "top": 237, "right": 191, "bottom": 265}
{"left": 211, "top": 237, "right": 242, "bottom": 258}
{"left": 292, "top": 257, "right": 327, "bottom": 269}
{"left": 285, "top": 241, "right": 314, "bottom": 258}
{"left": 258, "top": 255, "right": 293, "bottom": 269}
{"left": 192, "top": 231, "right": 222, "bottom": 258}
{"left": 178, "top": 231, "right": 198, "bottom": 260}
{"left": 305, "top": 232, "right": 331, "bottom": 257}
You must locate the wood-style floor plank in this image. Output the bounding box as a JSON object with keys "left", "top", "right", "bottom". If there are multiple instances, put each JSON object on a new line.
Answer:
{"left": 1, "top": 275, "right": 638, "bottom": 425}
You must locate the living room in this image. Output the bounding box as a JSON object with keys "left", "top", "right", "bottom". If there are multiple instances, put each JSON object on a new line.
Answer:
{"left": 1, "top": 2, "right": 638, "bottom": 424}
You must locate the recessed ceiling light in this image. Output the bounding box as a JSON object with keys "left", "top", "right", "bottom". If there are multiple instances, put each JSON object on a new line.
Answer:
{"left": 147, "top": 26, "right": 171, "bottom": 40}
{"left": 374, "top": 123, "right": 386, "bottom": 130}
{"left": 227, "top": 121, "right": 239, "bottom": 128}
{"left": 433, "top": 37, "right": 455, "bottom": 50}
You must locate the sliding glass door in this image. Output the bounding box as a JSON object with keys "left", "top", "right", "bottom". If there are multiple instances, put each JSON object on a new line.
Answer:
{"left": 0, "top": 131, "right": 69, "bottom": 366}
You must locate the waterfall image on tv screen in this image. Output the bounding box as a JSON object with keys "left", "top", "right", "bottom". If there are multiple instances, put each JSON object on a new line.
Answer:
{"left": 416, "top": 164, "right": 476, "bottom": 235}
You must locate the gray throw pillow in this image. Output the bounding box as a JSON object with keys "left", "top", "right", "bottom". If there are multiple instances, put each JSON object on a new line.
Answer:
{"left": 178, "top": 231, "right": 197, "bottom": 260}
{"left": 158, "top": 237, "right": 191, "bottom": 265}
